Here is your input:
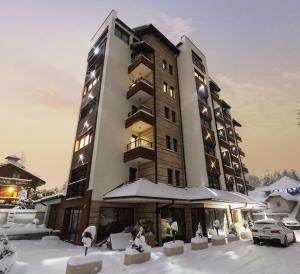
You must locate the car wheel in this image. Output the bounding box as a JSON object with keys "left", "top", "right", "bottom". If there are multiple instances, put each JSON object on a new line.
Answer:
{"left": 282, "top": 236, "right": 288, "bottom": 248}
{"left": 253, "top": 238, "right": 259, "bottom": 245}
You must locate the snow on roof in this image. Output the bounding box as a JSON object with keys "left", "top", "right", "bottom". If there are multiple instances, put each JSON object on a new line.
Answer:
{"left": 33, "top": 193, "right": 65, "bottom": 204}
{"left": 103, "top": 178, "right": 264, "bottom": 206}
{"left": 263, "top": 176, "right": 300, "bottom": 192}
{"left": 265, "top": 192, "right": 299, "bottom": 202}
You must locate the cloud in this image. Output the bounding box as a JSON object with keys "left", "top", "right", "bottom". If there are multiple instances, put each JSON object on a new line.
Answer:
{"left": 151, "top": 13, "right": 194, "bottom": 44}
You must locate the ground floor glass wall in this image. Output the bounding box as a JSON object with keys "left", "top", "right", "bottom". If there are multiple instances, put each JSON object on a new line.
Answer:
{"left": 204, "top": 208, "right": 229, "bottom": 238}
{"left": 64, "top": 208, "right": 82, "bottom": 243}
{"left": 160, "top": 208, "right": 186, "bottom": 242}
{"left": 191, "top": 208, "right": 207, "bottom": 237}
{"left": 98, "top": 207, "right": 134, "bottom": 242}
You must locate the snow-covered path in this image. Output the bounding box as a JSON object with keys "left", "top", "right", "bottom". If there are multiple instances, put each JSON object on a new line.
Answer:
{"left": 11, "top": 238, "right": 300, "bottom": 274}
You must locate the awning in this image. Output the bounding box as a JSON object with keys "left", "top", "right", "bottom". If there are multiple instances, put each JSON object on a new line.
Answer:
{"left": 103, "top": 179, "right": 265, "bottom": 208}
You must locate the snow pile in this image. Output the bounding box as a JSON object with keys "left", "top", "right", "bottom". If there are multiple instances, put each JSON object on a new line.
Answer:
{"left": 67, "top": 254, "right": 102, "bottom": 266}
{"left": 163, "top": 240, "right": 184, "bottom": 248}
{"left": 191, "top": 236, "right": 208, "bottom": 243}
{"left": 227, "top": 234, "right": 239, "bottom": 239}
{"left": 0, "top": 223, "right": 52, "bottom": 235}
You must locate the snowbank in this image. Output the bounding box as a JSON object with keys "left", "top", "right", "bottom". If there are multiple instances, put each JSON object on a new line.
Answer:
{"left": 0, "top": 223, "right": 52, "bottom": 235}
{"left": 211, "top": 235, "right": 225, "bottom": 240}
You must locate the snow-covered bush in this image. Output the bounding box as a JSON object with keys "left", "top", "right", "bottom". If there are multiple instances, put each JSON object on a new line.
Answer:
{"left": 170, "top": 221, "right": 178, "bottom": 242}
{"left": 128, "top": 226, "right": 150, "bottom": 254}
{"left": 0, "top": 233, "right": 16, "bottom": 274}
{"left": 32, "top": 219, "right": 39, "bottom": 226}
{"left": 195, "top": 222, "right": 204, "bottom": 238}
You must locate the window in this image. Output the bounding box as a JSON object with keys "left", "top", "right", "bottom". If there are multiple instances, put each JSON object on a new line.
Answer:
{"left": 173, "top": 138, "right": 178, "bottom": 152}
{"left": 169, "top": 64, "right": 173, "bottom": 75}
{"left": 201, "top": 117, "right": 211, "bottom": 129}
{"left": 64, "top": 208, "right": 82, "bottom": 243}
{"left": 114, "top": 25, "right": 129, "bottom": 44}
{"left": 98, "top": 208, "right": 134, "bottom": 242}
{"left": 164, "top": 107, "right": 170, "bottom": 119}
{"left": 163, "top": 60, "right": 167, "bottom": 70}
{"left": 80, "top": 98, "right": 96, "bottom": 120}
{"left": 75, "top": 132, "right": 92, "bottom": 152}
{"left": 276, "top": 201, "right": 281, "bottom": 207}
{"left": 129, "top": 167, "right": 137, "bottom": 182}
{"left": 170, "top": 87, "right": 175, "bottom": 98}
{"left": 204, "top": 144, "right": 215, "bottom": 156}
{"left": 192, "top": 51, "right": 206, "bottom": 73}
{"left": 175, "top": 170, "right": 180, "bottom": 186}
{"left": 167, "top": 169, "right": 173, "bottom": 185}
{"left": 208, "top": 175, "right": 220, "bottom": 190}
{"left": 166, "top": 135, "right": 171, "bottom": 149}
{"left": 171, "top": 111, "right": 176, "bottom": 123}
{"left": 163, "top": 82, "right": 168, "bottom": 93}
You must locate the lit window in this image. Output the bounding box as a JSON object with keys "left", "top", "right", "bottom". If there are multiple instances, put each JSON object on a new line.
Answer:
{"left": 163, "top": 60, "right": 167, "bottom": 70}
{"left": 163, "top": 82, "right": 168, "bottom": 93}
{"left": 170, "top": 87, "right": 175, "bottom": 98}
{"left": 75, "top": 132, "right": 92, "bottom": 152}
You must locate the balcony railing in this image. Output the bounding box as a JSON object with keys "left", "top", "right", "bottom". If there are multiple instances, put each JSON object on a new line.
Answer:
{"left": 126, "top": 138, "right": 152, "bottom": 151}
{"left": 128, "top": 105, "right": 152, "bottom": 117}
{"left": 239, "top": 147, "right": 245, "bottom": 157}
{"left": 66, "top": 178, "right": 86, "bottom": 199}
{"left": 128, "top": 54, "right": 154, "bottom": 77}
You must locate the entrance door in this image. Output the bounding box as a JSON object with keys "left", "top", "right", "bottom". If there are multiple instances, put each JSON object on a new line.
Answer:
{"left": 64, "top": 208, "right": 82, "bottom": 243}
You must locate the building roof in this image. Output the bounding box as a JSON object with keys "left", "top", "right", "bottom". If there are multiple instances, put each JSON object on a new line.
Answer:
{"left": 103, "top": 178, "right": 264, "bottom": 207}
{"left": 33, "top": 193, "right": 65, "bottom": 204}
{"left": 265, "top": 192, "right": 299, "bottom": 203}
{"left": 262, "top": 176, "right": 300, "bottom": 192}
{"left": 133, "top": 24, "right": 180, "bottom": 54}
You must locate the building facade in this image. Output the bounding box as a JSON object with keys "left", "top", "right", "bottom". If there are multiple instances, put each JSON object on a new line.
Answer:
{"left": 58, "top": 11, "right": 256, "bottom": 244}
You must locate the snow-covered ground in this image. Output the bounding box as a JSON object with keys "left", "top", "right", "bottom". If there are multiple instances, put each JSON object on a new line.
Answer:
{"left": 9, "top": 237, "right": 300, "bottom": 274}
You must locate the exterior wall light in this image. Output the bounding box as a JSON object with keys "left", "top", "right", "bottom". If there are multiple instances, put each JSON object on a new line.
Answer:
{"left": 84, "top": 121, "right": 89, "bottom": 128}
{"left": 79, "top": 154, "right": 84, "bottom": 163}
{"left": 205, "top": 132, "right": 211, "bottom": 140}
{"left": 211, "top": 160, "right": 216, "bottom": 169}
{"left": 90, "top": 70, "right": 96, "bottom": 78}
{"left": 202, "top": 107, "right": 208, "bottom": 114}
{"left": 94, "top": 47, "right": 100, "bottom": 55}
{"left": 7, "top": 186, "right": 15, "bottom": 194}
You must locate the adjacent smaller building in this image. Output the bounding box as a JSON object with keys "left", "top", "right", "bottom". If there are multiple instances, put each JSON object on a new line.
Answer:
{"left": 0, "top": 155, "right": 46, "bottom": 208}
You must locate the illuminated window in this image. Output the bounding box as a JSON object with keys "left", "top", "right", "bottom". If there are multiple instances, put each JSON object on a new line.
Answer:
{"left": 170, "top": 87, "right": 175, "bottom": 98}
{"left": 162, "top": 60, "right": 167, "bottom": 70}
{"left": 163, "top": 82, "right": 168, "bottom": 93}
{"left": 75, "top": 132, "right": 92, "bottom": 152}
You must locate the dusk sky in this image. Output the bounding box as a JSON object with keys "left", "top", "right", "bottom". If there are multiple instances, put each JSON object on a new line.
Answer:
{"left": 0, "top": 0, "right": 299, "bottom": 188}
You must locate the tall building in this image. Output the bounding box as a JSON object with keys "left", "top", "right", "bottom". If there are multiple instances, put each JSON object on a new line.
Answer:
{"left": 58, "top": 11, "right": 259, "bottom": 244}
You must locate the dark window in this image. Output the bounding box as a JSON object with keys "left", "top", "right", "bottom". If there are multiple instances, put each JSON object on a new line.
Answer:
{"left": 167, "top": 169, "right": 173, "bottom": 185}
{"left": 64, "top": 208, "right": 82, "bottom": 243}
{"left": 129, "top": 167, "right": 137, "bottom": 182}
{"left": 114, "top": 25, "right": 129, "bottom": 44}
{"left": 133, "top": 38, "right": 138, "bottom": 43}
{"left": 80, "top": 98, "right": 96, "bottom": 120}
{"left": 208, "top": 175, "right": 220, "bottom": 190}
{"left": 47, "top": 204, "right": 59, "bottom": 230}
{"left": 164, "top": 107, "right": 170, "bottom": 119}
{"left": 163, "top": 60, "right": 167, "bottom": 70}
{"left": 169, "top": 64, "right": 173, "bottom": 75}
{"left": 171, "top": 111, "right": 176, "bottom": 123}
{"left": 98, "top": 208, "right": 134, "bottom": 242}
{"left": 204, "top": 144, "right": 215, "bottom": 156}
{"left": 192, "top": 51, "right": 206, "bottom": 73}
{"left": 201, "top": 117, "right": 211, "bottom": 129}
{"left": 67, "top": 165, "right": 88, "bottom": 199}
{"left": 175, "top": 170, "right": 180, "bottom": 186}
{"left": 160, "top": 208, "right": 186, "bottom": 242}
{"left": 166, "top": 135, "right": 171, "bottom": 149}
{"left": 173, "top": 138, "right": 178, "bottom": 152}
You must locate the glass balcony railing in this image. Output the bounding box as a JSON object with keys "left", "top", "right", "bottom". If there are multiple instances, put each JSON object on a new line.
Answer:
{"left": 126, "top": 138, "right": 152, "bottom": 151}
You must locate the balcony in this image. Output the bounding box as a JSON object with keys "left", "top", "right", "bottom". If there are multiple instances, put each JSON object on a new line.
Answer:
{"left": 226, "top": 128, "right": 235, "bottom": 143}
{"left": 198, "top": 100, "right": 212, "bottom": 121}
{"left": 242, "top": 163, "right": 249, "bottom": 173}
{"left": 230, "top": 145, "right": 239, "bottom": 156}
{"left": 125, "top": 106, "right": 154, "bottom": 133}
{"left": 124, "top": 138, "right": 155, "bottom": 164}
{"left": 66, "top": 179, "right": 86, "bottom": 199}
{"left": 223, "top": 111, "right": 232, "bottom": 124}
{"left": 205, "top": 154, "right": 221, "bottom": 176}
{"left": 201, "top": 125, "right": 216, "bottom": 147}
{"left": 225, "top": 176, "right": 235, "bottom": 191}
{"left": 235, "top": 132, "right": 242, "bottom": 142}
{"left": 127, "top": 78, "right": 154, "bottom": 104}
{"left": 239, "top": 147, "right": 246, "bottom": 157}
{"left": 223, "top": 165, "right": 235, "bottom": 176}
{"left": 128, "top": 54, "right": 154, "bottom": 81}
{"left": 221, "top": 150, "right": 231, "bottom": 166}
{"left": 231, "top": 154, "right": 240, "bottom": 164}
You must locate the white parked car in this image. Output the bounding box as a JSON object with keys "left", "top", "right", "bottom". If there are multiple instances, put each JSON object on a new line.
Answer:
{"left": 282, "top": 218, "right": 300, "bottom": 230}
{"left": 251, "top": 219, "right": 296, "bottom": 247}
